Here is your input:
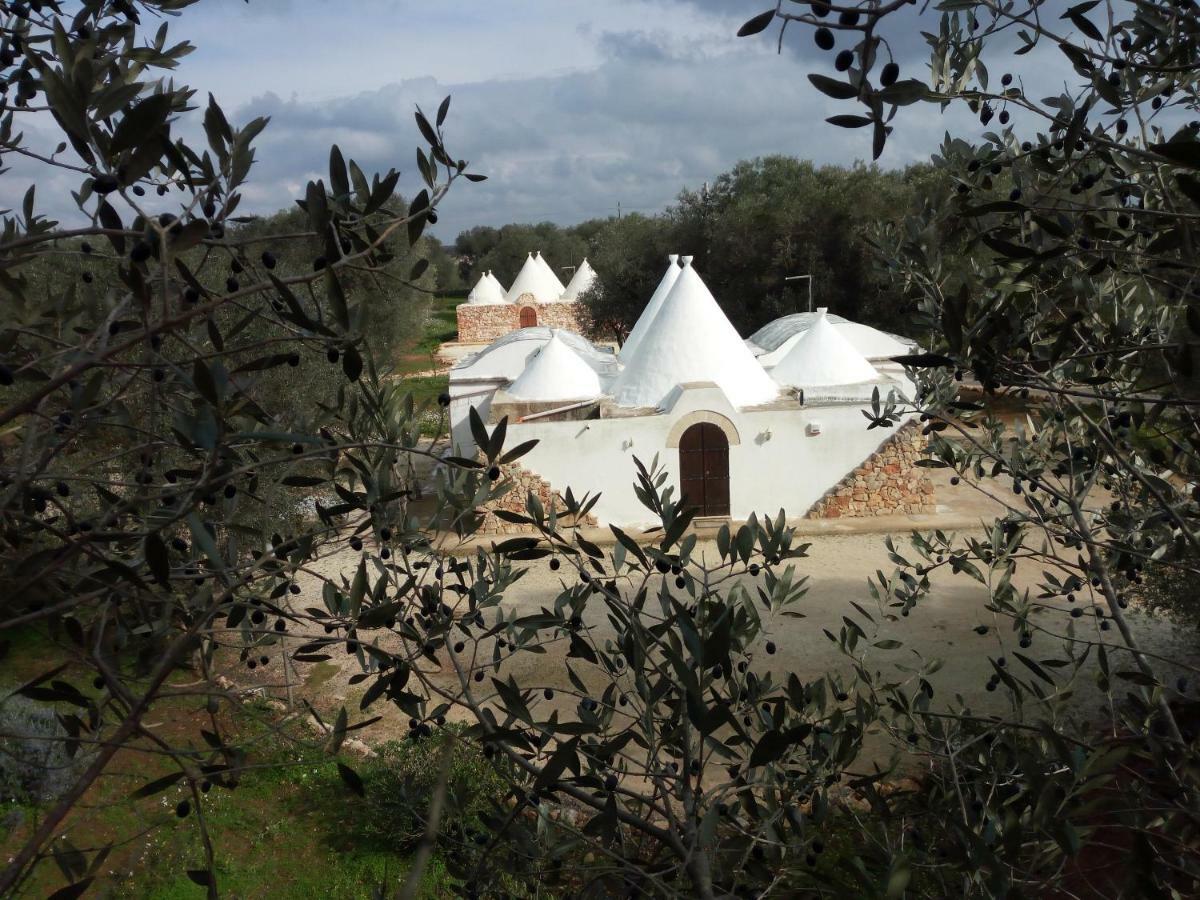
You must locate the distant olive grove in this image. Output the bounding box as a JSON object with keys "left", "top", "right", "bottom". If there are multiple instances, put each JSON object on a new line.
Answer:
{"left": 454, "top": 157, "right": 966, "bottom": 340}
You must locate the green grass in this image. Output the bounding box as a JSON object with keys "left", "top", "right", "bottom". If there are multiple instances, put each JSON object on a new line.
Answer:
{"left": 1, "top": 685, "right": 461, "bottom": 898}
{"left": 395, "top": 294, "right": 460, "bottom": 375}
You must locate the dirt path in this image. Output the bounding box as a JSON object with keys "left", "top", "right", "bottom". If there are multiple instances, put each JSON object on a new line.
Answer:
{"left": 240, "top": 521, "right": 1196, "bottom": 771}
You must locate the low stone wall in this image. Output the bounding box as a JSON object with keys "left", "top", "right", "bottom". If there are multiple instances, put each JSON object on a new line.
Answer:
{"left": 476, "top": 461, "right": 598, "bottom": 534}
{"left": 806, "top": 423, "right": 935, "bottom": 518}
{"left": 456, "top": 298, "right": 589, "bottom": 344}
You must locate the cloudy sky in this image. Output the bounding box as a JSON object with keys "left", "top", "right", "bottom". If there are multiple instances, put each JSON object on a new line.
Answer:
{"left": 13, "top": 0, "right": 1080, "bottom": 240}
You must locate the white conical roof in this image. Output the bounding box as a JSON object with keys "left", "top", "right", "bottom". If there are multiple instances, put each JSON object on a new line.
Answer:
{"left": 485, "top": 270, "right": 506, "bottom": 295}
{"left": 771, "top": 308, "right": 880, "bottom": 386}
{"left": 506, "top": 253, "right": 563, "bottom": 304}
{"left": 535, "top": 251, "right": 566, "bottom": 296}
{"left": 619, "top": 255, "right": 680, "bottom": 361}
{"left": 561, "top": 258, "right": 597, "bottom": 301}
{"left": 466, "top": 271, "right": 507, "bottom": 305}
{"left": 611, "top": 260, "right": 778, "bottom": 409}
{"left": 507, "top": 332, "right": 602, "bottom": 401}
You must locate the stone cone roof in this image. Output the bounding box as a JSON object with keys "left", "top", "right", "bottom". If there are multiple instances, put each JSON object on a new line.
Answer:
{"left": 466, "top": 271, "right": 507, "bottom": 305}
{"left": 535, "top": 251, "right": 566, "bottom": 296}
{"left": 507, "top": 331, "right": 602, "bottom": 401}
{"left": 561, "top": 258, "right": 597, "bottom": 301}
{"left": 771, "top": 308, "right": 880, "bottom": 386}
{"left": 619, "top": 255, "right": 679, "bottom": 362}
{"left": 506, "top": 253, "right": 563, "bottom": 304}
{"left": 611, "top": 259, "right": 778, "bottom": 409}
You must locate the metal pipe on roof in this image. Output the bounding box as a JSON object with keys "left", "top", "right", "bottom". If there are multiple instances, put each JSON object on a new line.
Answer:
{"left": 517, "top": 399, "right": 596, "bottom": 422}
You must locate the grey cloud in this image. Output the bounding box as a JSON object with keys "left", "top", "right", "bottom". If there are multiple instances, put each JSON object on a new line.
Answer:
{"left": 230, "top": 34, "right": 938, "bottom": 239}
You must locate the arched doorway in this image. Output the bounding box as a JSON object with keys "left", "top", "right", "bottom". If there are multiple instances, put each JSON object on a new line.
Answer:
{"left": 679, "top": 422, "right": 730, "bottom": 517}
{"left": 519, "top": 306, "right": 538, "bottom": 328}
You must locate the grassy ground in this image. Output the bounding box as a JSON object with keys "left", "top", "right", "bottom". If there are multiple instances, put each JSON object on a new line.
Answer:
{"left": 394, "top": 293, "right": 459, "bottom": 376}
{"left": 0, "top": 627, "right": 460, "bottom": 898}
{"left": 388, "top": 293, "right": 458, "bottom": 437}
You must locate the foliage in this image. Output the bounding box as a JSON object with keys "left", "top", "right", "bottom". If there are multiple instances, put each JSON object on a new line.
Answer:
{"left": 5, "top": 0, "right": 1200, "bottom": 898}
{"left": 461, "top": 159, "right": 961, "bottom": 342}
{"left": 0, "top": 1, "right": 503, "bottom": 894}
{"left": 733, "top": 0, "right": 1200, "bottom": 896}
{"left": 458, "top": 221, "right": 590, "bottom": 286}
{"left": 341, "top": 725, "right": 507, "bottom": 853}
{"left": 0, "top": 692, "right": 94, "bottom": 804}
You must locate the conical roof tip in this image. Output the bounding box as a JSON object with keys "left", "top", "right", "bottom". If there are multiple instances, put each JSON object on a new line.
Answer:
{"left": 612, "top": 264, "right": 778, "bottom": 409}
{"left": 507, "top": 330, "right": 602, "bottom": 401}
{"left": 533, "top": 250, "right": 566, "bottom": 295}
{"left": 506, "top": 253, "right": 563, "bottom": 304}
{"left": 771, "top": 307, "right": 880, "bottom": 387}
{"left": 467, "top": 270, "right": 507, "bottom": 305}
{"left": 561, "top": 258, "right": 598, "bottom": 301}
{"left": 619, "top": 256, "right": 685, "bottom": 362}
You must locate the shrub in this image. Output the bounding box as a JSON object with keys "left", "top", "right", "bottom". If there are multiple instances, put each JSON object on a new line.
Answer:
{"left": 0, "top": 694, "right": 93, "bottom": 805}
{"left": 347, "top": 725, "right": 506, "bottom": 852}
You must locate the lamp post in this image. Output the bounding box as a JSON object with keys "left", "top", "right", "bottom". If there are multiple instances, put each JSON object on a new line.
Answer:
{"left": 785, "top": 274, "right": 813, "bottom": 313}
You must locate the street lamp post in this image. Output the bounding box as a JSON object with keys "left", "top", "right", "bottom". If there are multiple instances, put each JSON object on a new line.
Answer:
{"left": 785, "top": 274, "right": 813, "bottom": 313}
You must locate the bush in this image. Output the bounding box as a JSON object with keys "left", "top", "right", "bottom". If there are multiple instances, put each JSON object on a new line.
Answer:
{"left": 347, "top": 725, "right": 506, "bottom": 852}
{"left": 0, "top": 694, "right": 93, "bottom": 805}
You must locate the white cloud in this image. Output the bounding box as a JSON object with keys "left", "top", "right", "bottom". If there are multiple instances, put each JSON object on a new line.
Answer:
{"left": 7, "top": 0, "right": 1084, "bottom": 238}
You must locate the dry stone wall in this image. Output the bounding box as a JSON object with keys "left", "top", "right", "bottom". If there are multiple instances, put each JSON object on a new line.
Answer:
{"left": 806, "top": 423, "right": 935, "bottom": 518}
{"left": 476, "top": 461, "right": 598, "bottom": 534}
{"left": 455, "top": 298, "right": 589, "bottom": 344}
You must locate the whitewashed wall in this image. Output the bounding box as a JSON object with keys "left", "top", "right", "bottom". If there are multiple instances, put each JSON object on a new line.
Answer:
{"left": 486, "top": 384, "right": 916, "bottom": 527}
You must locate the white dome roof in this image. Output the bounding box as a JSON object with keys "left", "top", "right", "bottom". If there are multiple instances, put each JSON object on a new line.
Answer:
{"left": 561, "top": 258, "right": 597, "bottom": 301}
{"left": 507, "top": 332, "right": 602, "bottom": 401}
{"left": 535, "top": 251, "right": 566, "bottom": 296}
{"left": 748, "top": 313, "right": 914, "bottom": 363}
{"left": 485, "top": 271, "right": 506, "bottom": 295}
{"left": 619, "top": 255, "right": 680, "bottom": 362}
{"left": 506, "top": 253, "right": 564, "bottom": 304}
{"left": 770, "top": 308, "right": 880, "bottom": 387}
{"left": 611, "top": 260, "right": 779, "bottom": 409}
{"left": 466, "top": 271, "right": 507, "bottom": 305}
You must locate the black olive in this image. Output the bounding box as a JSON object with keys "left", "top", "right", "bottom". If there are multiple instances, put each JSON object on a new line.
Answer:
{"left": 93, "top": 174, "right": 119, "bottom": 194}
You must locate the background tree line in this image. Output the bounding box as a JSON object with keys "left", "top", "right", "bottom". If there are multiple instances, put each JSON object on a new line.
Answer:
{"left": 454, "top": 157, "right": 964, "bottom": 340}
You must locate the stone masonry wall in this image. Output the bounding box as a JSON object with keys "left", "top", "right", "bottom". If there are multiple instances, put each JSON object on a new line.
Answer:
{"left": 456, "top": 298, "right": 589, "bottom": 344}
{"left": 806, "top": 422, "right": 935, "bottom": 518}
{"left": 476, "top": 461, "right": 598, "bottom": 534}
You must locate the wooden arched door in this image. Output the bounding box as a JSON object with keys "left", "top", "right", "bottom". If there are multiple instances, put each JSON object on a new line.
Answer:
{"left": 519, "top": 306, "right": 538, "bottom": 328}
{"left": 679, "top": 422, "right": 730, "bottom": 517}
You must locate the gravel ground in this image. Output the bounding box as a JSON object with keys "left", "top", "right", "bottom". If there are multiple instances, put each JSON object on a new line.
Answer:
{"left": 245, "top": 523, "right": 1198, "bottom": 769}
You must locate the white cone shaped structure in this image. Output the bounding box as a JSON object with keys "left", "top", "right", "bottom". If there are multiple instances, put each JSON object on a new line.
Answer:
{"left": 619, "top": 255, "right": 680, "bottom": 361}
{"left": 561, "top": 258, "right": 597, "bottom": 301}
{"left": 611, "top": 260, "right": 778, "bottom": 409}
{"left": 535, "top": 251, "right": 566, "bottom": 296}
{"left": 507, "top": 332, "right": 602, "bottom": 401}
{"left": 485, "top": 270, "right": 506, "bottom": 296}
{"left": 466, "top": 271, "right": 507, "bottom": 305}
{"left": 506, "top": 253, "right": 563, "bottom": 304}
{"left": 771, "top": 308, "right": 880, "bottom": 386}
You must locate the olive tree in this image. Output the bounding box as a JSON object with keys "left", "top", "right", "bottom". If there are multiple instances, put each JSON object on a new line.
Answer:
{"left": 736, "top": 0, "right": 1200, "bottom": 895}
{"left": 0, "top": 0, "right": 504, "bottom": 894}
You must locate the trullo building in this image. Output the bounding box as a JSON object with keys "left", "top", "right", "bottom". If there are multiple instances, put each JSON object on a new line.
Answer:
{"left": 448, "top": 256, "right": 934, "bottom": 529}
{"left": 455, "top": 251, "right": 591, "bottom": 344}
